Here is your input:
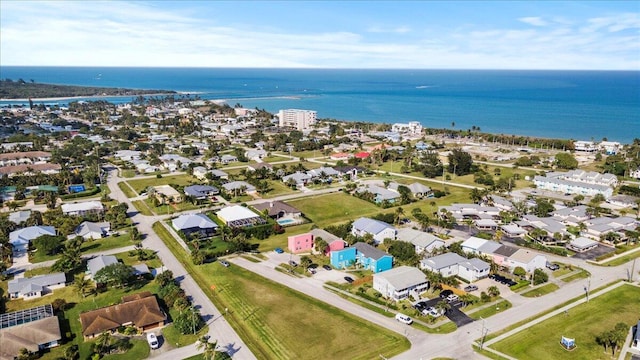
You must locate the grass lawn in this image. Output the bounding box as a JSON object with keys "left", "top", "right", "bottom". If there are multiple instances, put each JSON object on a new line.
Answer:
{"left": 117, "top": 181, "right": 137, "bottom": 198}
{"left": 596, "top": 249, "right": 640, "bottom": 267}
{"left": 162, "top": 310, "right": 209, "bottom": 348}
{"left": 30, "top": 233, "right": 134, "bottom": 264}
{"left": 132, "top": 199, "right": 154, "bottom": 215}
{"left": 116, "top": 250, "right": 163, "bottom": 269}
{"left": 490, "top": 284, "right": 640, "bottom": 360}
{"left": 127, "top": 174, "right": 197, "bottom": 194}
{"left": 561, "top": 270, "right": 590, "bottom": 283}
{"left": 260, "top": 180, "right": 298, "bottom": 198}
{"left": 121, "top": 169, "right": 136, "bottom": 178}
{"left": 520, "top": 283, "right": 560, "bottom": 298}
{"left": 469, "top": 300, "right": 512, "bottom": 320}
{"left": 144, "top": 198, "right": 200, "bottom": 215}
{"left": 287, "top": 192, "right": 383, "bottom": 227}
{"left": 249, "top": 223, "right": 314, "bottom": 252}
{"left": 153, "top": 222, "right": 410, "bottom": 360}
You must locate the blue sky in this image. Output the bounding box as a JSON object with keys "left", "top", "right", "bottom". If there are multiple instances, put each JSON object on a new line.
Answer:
{"left": 1, "top": 1, "right": 638, "bottom": 69}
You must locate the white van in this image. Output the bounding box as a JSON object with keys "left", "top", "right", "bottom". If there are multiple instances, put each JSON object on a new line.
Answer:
{"left": 147, "top": 333, "right": 159, "bottom": 349}
{"left": 395, "top": 313, "right": 413, "bottom": 325}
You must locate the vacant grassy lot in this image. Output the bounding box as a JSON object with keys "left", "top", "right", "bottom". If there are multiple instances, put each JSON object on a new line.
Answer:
{"left": 491, "top": 284, "right": 640, "bottom": 360}
{"left": 126, "top": 174, "right": 197, "bottom": 194}
{"left": 287, "top": 192, "right": 382, "bottom": 227}
{"left": 153, "top": 222, "right": 410, "bottom": 359}
{"left": 117, "top": 181, "right": 137, "bottom": 198}
{"left": 520, "top": 283, "right": 560, "bottom": 297}
{"left": 30, "top": 233, "right": 134, "bottom": 263}
{"left": 260, "top": 180, "right": 298, "bottom": 198}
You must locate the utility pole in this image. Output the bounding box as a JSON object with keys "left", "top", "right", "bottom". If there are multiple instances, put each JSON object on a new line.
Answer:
{"left": 480, "top": 317, "right": 489, "bottom": 349}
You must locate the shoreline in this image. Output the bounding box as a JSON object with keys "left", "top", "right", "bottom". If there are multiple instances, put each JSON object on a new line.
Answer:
{"left": 0, "top": 92, "right": 176, "bottom": 102}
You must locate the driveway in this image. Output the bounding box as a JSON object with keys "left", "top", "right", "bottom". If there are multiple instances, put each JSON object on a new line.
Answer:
{"left": 571, "top": 244, "right": 616, "bottom": 260}
{"left": 445, "top": 306, "right": 475, "bottom": 327}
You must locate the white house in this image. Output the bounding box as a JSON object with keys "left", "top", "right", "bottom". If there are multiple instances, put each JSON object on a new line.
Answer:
{"left": 372, "top": 266, "right": 429, "bottom": 301}
{"left": 505, "top": 249, "right": 547, "bottom": 273}
{"left": 351, "top": 217, "right": 396, "bottom": 244}
{"left": 420, "top": 252, "right": 490, "bottom": 282}
{"left": 9, "top": 226, "right": 56, "bottom": 253}
{"left": 396, "top": 228, "right": 444, "bottom": 253}
{"left": 8, "top": 272, "right": 66, "bottom": 300}
{"left": 72, "top": 221, "right": 110, "bottom": 240}
{"left": 61, "top": 201, "right": 104, "bottom": 217}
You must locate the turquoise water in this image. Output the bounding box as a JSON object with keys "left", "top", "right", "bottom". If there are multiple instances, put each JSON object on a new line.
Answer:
{"left": 1, "top": 67, "right": 638, "bottom": 142}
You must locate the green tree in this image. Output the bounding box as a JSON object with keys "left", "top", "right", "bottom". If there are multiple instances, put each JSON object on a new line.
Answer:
{"left": 554, "top": 152, "right": 578, "bottom": 169}
{"left": 33, "top": 235, "right": 64, "bottom": 255}
{"left": 533, "top": 198, "right": 554, "bottom": 217}
{"left": 513, "top": 267, "right": 526, "bottom": 277}
{"left": 419, "top": 151, "right": 443, "bottom": 178}
{"left": 386, "top": 240, "right": 417, "bottom": 264}
{"left": 448, "top": 148, "right": 473, "bottom": 175}
{"left": 175, "top": 306, "right": 204, "bottom": 335}
{"left": 299, "top": 255, "right": 312, "bottom": 269}
{"left": 533, "top": 268, "right": 548, "bottom": 285}
{"left": 197, "top": 336, "right": 218, "bottom": 360}
{"left": 435, "top": 299, "right": 451, "bottom": 315}
{"left": 94, "top": 263, "right": 134, "bottom": 288}
{"left": 73, "top": 275, "right": 93, "bottom": 298}
{"left": 314, "top": 237, "right": 329, "bottom": 254}
{"left": 156, "top": 270, "right": 175, "bottom": 287}
{"left": 94, "top": 331, "right": 112, "bottom": 356}
{"left": 487, "top": 285, "right": 500, "bottom": 297}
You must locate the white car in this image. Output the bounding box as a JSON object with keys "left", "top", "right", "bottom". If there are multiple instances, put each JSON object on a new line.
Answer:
{"left": 395, "top": 313, "right": 413, "bottom": 325}
{"left": 147, "top": 333, "right": 159, "bottom": 349}
{"left": 446, "top": 294, "right": 459, "bottom": 302}
{"left": 426, "top": 307, "right": 443, "bottom": 317}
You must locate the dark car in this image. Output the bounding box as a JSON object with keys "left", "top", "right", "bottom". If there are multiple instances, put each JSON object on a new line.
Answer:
{"left": 414, "top": 302, "right": 427, "bottom": 311}
{"left": 289, "top": 260, "right": 298, "bottom": 267}
{"left": 322, "top": 265, "right": 332, "bottom": 271}
{"left": 440, "top": 289, "right": 453, "bottom": 298}
{"left": 546, "top": 262, "right": 560, "bottom": 271}
{"left": 344, "top": 276, "right": 354, "bottom": 283}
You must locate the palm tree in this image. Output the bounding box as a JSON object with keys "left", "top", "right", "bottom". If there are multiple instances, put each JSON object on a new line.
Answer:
{"left": 95, "top": 331, "right": 112, "bottom": 356}
{"left": 394, "top": 207, "right": 405, "bottom": 225}
{"left": 487, "top": 285, "right": 500, "bottom": 297}
{"left": 74, "top": 275, "right": 93, "bottom": 298}
{"left": 196, "top": 336, "right": 218, "bottom": 360}
{"left": 435, "top": 299, "right": 451, "bottom": 315}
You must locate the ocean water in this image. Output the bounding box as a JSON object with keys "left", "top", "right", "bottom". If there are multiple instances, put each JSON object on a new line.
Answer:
{"left": 1, "top": 67, "right": 638, "bottom": 143}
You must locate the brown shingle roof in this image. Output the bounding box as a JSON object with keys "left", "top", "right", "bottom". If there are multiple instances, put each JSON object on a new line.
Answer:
{"left": 253, "top": 201, "right": 301, "bottom": 217}
{"left": 0, "top": 151, "right": 51, "bottom": 161}
{"left": 0, "top": 316, "right": 61, "bottom": 359}
{"left": 0, "top": 163, "right": 61, "bottom": 175}
{"left": 80, "top": 293, "right": 165, "bottom": 337}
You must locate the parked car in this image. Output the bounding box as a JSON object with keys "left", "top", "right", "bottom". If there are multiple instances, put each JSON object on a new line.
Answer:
{"left": 425, "top": 307, "right": 443, "bottom": 317}
{"left": 414, "top": 302, "right": 427, "bottom": 312}
{"left": 289, "top": 260, "right": 298, "bottom": 267}
{"left": 546, "top": 262, "right": 560, "bottom": 271}
{"left": 395, "top": 313, "right": 413, "bottom": 325}
{"left": 308, "top": 268, "right": 316, "bottom": 274}
{"left": 344, "top": 276, "right": 354, "bottom": 283}
{"left": 464, "top": 285, "right": 478, "bottom": 292}
{"left": 322, "top": 265, "right": 332, "bottom": 271}
{"left": 219, "top": 260, "right": 230, "bottom": 267}
{"left": 439, "top": 289, "right": 453, "bottom": 298}
{"left": 274, "top": 247, "right": 284, "bottom": 254}
{"left": 147, "top": 333, "right": 159, "bottom": 349}
{"left": 446, "top": 294, "right": 459, "bottom": 302}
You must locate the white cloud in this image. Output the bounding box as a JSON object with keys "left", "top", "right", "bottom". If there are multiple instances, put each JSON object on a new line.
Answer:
{"left": 518, "top": 17, "right": 548, "bottom": 27}
{"left": 0, "top": 1, "right": 638, "bottom": 69}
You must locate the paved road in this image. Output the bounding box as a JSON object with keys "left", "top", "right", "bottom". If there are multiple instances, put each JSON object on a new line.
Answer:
{"left": 105, "top": 166, "right": 256, "bottom": 360}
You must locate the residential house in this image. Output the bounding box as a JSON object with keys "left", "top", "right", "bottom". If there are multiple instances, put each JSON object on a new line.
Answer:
{"left": 73, "top": 221, "right": 110, "bottom": 240}
{"left": 330, "top": 242, "right": 393, "bottom": 273}
{"left": 551, "top": 205, "right": 590, "bottom": 226}
{"left": 501, "top": 224, "right": 527, "bottom": 238}
{"left": 245, "top": 148, "right": 267, "bottom": 161}
{"left": 491, "top": 245, "right": 520, "bottom": 270}
{"left": 216, "top": 205, "right": 266, "bottom": 228}
{"left": 420, "top": 252, "right": 490, "bottom": 282}
{"left": 8, "top": 210, "right": 31, "bottom": 224}
{"left": 504, "top": 249, "right": 547, "bottom": 273}
{"left": 86, "top": 255, "right": 119, "bottom": 279}
{"left": 79, "top": 292, "right": 165, "bottom": 339}
{"left": 9, "top": 225, "right": 56, "bottom": 253}
{"left": 0, "top": 151, "right": 52, "bottom": 167}
{"left": 184, "top": 185, "right": 219, "bottom": 200}
{"left": 222, "top": 181, "right": 256, "bottom": 195}
{"left": 333, "top": 165, "right": 366, "bottom": 180}
{"left": 8, "top": 272, "right": 66, "bottom": 300}
{"left": 516, "top": 215, "right": 570, "bottom": 244}
{"left": 439, "top": 204, "right": 501, "bottom": 223}
{"left": 583, "top": 216, "right": 638, "bottom": 241}
{"left": 0, "top": 305, "right": 61, "bottom": 359}
{"left": 159, "top": 154, "right": 192, "bottom": 172}
{"left": 61, "top": 201, "right": 104, "bottom": 217}
{"left": 533, "top": 174, "right": 614, "bottom": 199}
{"left": 567, "top": 237, "right": 599, "bottom": 253}
{"left": 373, "top": 266, "right": 429, "bottom": 301}
{"left": 288, "top": 228, "right": 347, "bottom": 254}
{"left": 153, "top": 185, "right": 182, "bottom": 203}
{"left": 351, "top": 217, "right": 397, "bottom": 244}
{"left": 395, "top": 228, "right": 444, "bottom": 253}
{"left": 282, "top": 171, "right": 312, "bottom": 186}
{"left": 461, "top": 237, "right": 501, "bottom": 256}
{"left": 311, "top": 228, "right": 346, "bottom": 254}
{"left": 253, "top": 201, "right": 302, "bottom": 219}
{"left": 0, "top": 163, "right": 62, "bottom": 177}
{"left": 306, "top": 167, "right": 340, "bottom": 181}
{"left": 172, "top": 213, "right": 219, "bottom": 238}
{"left": 357, "top": 184, "right": 401, "bottom": 204}
{"left": 220, "top": 154, "right": 238, "bottom": 164}
{"left": 247, "top": 162, "right": 273, "bottom": 172}
{"left": 475, "top": 219, "right": 499, "bottom": 231}
{"left": 287, "top": 233, "right": 314, "bottom": 254}
{"left": 330, "top": 152, "right": 353, "bottom": 161}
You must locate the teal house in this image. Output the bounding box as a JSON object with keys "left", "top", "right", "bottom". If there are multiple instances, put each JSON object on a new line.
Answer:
{"left": 330, "top": 242, "right": 393, "bottom": 273}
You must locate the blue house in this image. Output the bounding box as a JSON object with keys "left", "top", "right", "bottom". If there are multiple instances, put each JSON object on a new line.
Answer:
{"left": 329, "top": 242, "right": 393, "bottom": 273}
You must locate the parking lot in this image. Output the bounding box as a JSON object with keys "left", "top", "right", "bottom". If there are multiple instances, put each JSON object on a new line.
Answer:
{"left": 571, "top": 244, "right": 616, "bottom": 260}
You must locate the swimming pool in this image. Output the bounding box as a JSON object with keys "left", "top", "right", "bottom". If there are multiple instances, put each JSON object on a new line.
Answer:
{"left": 277, "top": 218, "right": 295, "bottom": 225}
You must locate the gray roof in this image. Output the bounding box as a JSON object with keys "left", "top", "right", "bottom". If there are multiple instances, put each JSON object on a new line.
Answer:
{"left": 353, "top": 242, "right": 391, "bottom": 260}
{"left": 306, "top": 167, "right": 340, "bottom": 177}
{"left": 421, "top": 252, "right": 466, "bottom": 270}
{"left": 493, "top": 245, "right": 519, "bottom": 257}
{"left": 8, "top": 272, "right": 66, "bottom": 295}
{"left": 282, "top": 172, "right": 311, "bottom": 183}
{"left": 357, "top": 185, "right": 400, "bottom": 200}
{"left": 459, "top": 258, "right": 490, "bottom": 272}
{"left": 87, "top": 255, "right": 118, "bottom": 276}
{"left": 9, "top": 226, "right": 56, "bottom": 245}
{"left": 8, "top": 210, "right": 31, "bottom": 224}
{"left": 477, "top": 241, "right": 502, "bottom": 254}
{"left": 374, "top": 266, "right": 428, "bottom": 290}
{"left": 222, "top": 181, "right": 256, "bottom": 192}
{"left": 352, "top": 217, "right": 395, "bottom": 236}
{"left": 172, "top": 214, "right": 218, "bottom": 231}
{"left": 75, "top": 221, "right": 110, "bottom": 237}
{"left": 534, "top": 175, "right": 611, "bottom": 192}
{"left": 184, "top": 185, "right": 219, "bottom": 197}
{"left": 569, "top": 237, "right": 599, "bottom": 249}
{"left": 396, "top": 228, "right": 442, "bottom": 249}
{"left": 309, "top": 228, "right": 341, "bottom": 243}
{"left": 132, "top": 263, "right": 150, "bottom": 275}
{"left": 407, "top": 182, "right": 431, "bottom": 194}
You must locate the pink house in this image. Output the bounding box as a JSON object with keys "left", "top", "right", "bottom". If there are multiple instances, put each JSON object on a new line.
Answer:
{"left": 288, "top": 233, "right": 314, "bottom": 253}
{"left": 287, "top": 229, "right": 346, "bottom": 255}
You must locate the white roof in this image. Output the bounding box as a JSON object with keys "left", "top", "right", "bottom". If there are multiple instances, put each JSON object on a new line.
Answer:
{"left": 61, "top": 201, "right": 103, "bottom": 213}
{"left": 9, "top": 226, "right": 56, "bottom": 244}
{"left": 461, "top": 236, "right": 488, "bottom": 251}
{"left": 172, "top": 214, "right": 218, "bottom": 230}
{"left": 217, "top": 205, "right": 260, "bottom": 223}
{"left": 374, "top": 266, "right": 428, "bottom": 290}
{"left": 569, "top": 237, "right": 599, "bottom": 249}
